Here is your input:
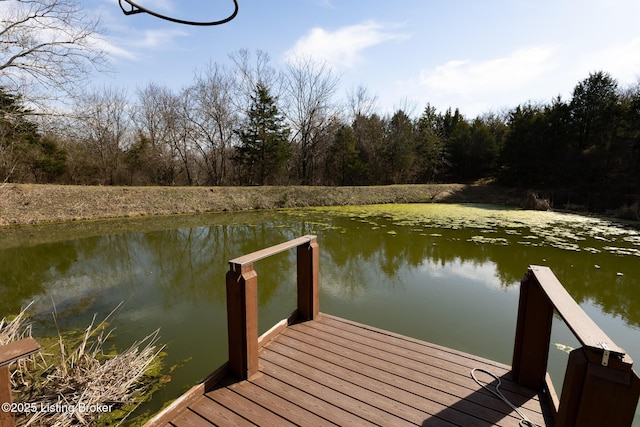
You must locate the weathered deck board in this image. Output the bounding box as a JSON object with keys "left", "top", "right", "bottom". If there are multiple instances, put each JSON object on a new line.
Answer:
{"left": 170, "top": 408, "right": 216, "bottom": 427}
{"left": 310, "top": 315, "right": 545, "bottom": 412}
{"left": 160, "top": 313, "right": 554, "bottom": 427}
{"left": 266, "top": 337, "right": 526, "bottom": 426}
{"left": 190, "top": 397, "right": 256, "bottom": 427}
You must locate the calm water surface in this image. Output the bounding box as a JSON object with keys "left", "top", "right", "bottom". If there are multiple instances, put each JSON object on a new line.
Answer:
{"left": 1, "top": 204, "right": 639, "bottom": 424}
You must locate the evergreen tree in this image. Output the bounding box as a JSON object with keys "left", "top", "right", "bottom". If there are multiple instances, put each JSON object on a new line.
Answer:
{"left": 498, "top": 104, "right": 546, "bottom": 186}
{"left": 570, "top": 71, "right": 619, "bottom": 151}
{"left": 569, "top": 72, "right": 622, "bottom": 191}
{"left": 326, "top": 124, "right": 368, "bottom": 185}
{"left": 616, "top": 83, "right": 640, "bottom": 192}
{"left": 498, "top": 100, "right": 571, "bottom": 188}
{"left": 352, "top": 113, "right": 385, "bottom": 184}
{"left": 234, "top": 83, "right": 291, "bottom": 185}
{"left": 414, "top": 104, "right": 449, "bottom": 183}
{"left": 383, "top": 110, "right": 415, "bottom": 184}
{"left": 0, "top": 88, "right": 65, "bottom": 183}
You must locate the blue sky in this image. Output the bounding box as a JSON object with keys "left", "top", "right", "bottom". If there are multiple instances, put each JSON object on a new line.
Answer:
{"left": 90, "top": 0, "right": 640, "bottom": 118}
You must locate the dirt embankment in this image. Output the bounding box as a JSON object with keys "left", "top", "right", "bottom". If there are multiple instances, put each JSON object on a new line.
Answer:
{"left": 0, "top": 183, "right": 528, "bottom": 227}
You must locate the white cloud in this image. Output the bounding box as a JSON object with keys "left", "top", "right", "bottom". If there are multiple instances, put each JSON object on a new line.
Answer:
{"left": 91, "top": 34, "right": 136, "bottom": 60}
{"left": 420, "top": 45, "right": 557, "bottom": 98}
{"left": 93, "top": 28, "right": 188, "bottom": 63}
{"left": 108, "top": 27, "right": 189, "bottom": 61}
{"left": 284, "top": 21, "right": 406, "bottom": 68}
{"left": 578, "top": 37, "right": 640, "bottom": 86}
{"left": 91, "top": 2, "right": 187, "bottom": 62}
{"left": 133, "top": 28, "right": 188, "bottom": 50}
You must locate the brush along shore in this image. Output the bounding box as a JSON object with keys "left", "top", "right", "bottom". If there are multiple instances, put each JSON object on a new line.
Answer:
{"left": 0, "top": 304, "right": 165, "bottom": 427}
{"left": 0, "top": 183, "right": 528, "bottom": 226}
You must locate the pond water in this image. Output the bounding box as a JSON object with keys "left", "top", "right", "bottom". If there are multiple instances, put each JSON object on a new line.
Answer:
{"left": 1, "top": 203, "right": 639, "bottom": 425}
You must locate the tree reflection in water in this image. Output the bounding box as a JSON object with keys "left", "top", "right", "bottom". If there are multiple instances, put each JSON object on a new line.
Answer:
{"left": 1, "top": 204, "right": 638, "bottom": 420}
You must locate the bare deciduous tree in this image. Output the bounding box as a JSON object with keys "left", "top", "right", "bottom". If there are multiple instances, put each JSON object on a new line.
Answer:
{"left": 171, "top": 90, "right": 198, "bottom": 185}
{"left": 0, "top": 0, "right": 108, "bottom": 106}
{"left": 187, "top": 63, "right": 238, "bottom": 185}
{"left": 284, "top": 56, "right": 339, "bottom": 184}
{"left": 74, "top": 86, "right": 131, "bottom": 185}
{"left": 134, "top": 83, "right": 182, "bottom": 185}
{"left": 346, "top": 84, "right": 378, "bottom": 122}
{"left": 228, "top": 49, "right": 281, "bottom": 112}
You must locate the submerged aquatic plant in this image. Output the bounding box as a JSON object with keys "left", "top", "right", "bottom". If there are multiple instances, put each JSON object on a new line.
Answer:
{"left": 553, "top": 342, "right": 575, "bottom": 354}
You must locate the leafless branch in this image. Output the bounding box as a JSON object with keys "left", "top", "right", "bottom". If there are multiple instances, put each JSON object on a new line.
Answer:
{"left": 0, "top": 0, "right": 110, "bottom": 107}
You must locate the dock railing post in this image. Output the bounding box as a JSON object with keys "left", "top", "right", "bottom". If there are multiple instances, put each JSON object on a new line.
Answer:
{"left": 555, "top": 347, "right": 640, "bottom": 426}
{"left": 297, "top": 236, "right": 319, "bottom": 321}
{"left": 512, "top": 268, "right": 554, "bottom": 389}
{"left": 225, "top": 235, "right": 319, "bottom": 381}
{"left": 0, "top": 364, "right": 11, "bottom": 427}
{"left": 226, "top": 263, "right": 259, "bottom": 380}
{"left": 512, "top": 266, "right": 640, "bottom": 426}
{"left": 0, "top": 337, "right": 41, "bottom": 427}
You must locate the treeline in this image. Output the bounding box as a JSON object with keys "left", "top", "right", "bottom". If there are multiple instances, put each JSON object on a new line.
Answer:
{"left": 1, "top": 53, "right": 639, "bottom": 209}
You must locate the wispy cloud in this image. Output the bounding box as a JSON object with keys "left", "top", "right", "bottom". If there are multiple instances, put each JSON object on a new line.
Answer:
{"left": 91, "top": 34, "right": 136, "bottom": 60}
{"left": 419, "top": 45, "right": 557, "bottom": 97}
{"left": 284, "top": 20, "right": 407, "bottom": 68}
{"left": 578, "top": 37, "right": 640, "bottom": 85}
{"left": 97, "top": 28, "right": 188, "bottom": 62}
{"left": 92, "top": 2, "right": 187, "bottom": 62}
{"left": 131, "top": 28, "right": 188, "bottom": 50}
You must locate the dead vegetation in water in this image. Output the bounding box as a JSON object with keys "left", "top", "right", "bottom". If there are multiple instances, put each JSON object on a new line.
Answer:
{"left": 616, "top": 201, "right": 640, "bottom": 221}
{"left": 0, "top": 303, "right": 33, "bottom": 345}
{"left": 1, "top": 303, "right": 164, "bottom": 427}
{"left": 523, "top": 191, "right": 552, "bottom": 211}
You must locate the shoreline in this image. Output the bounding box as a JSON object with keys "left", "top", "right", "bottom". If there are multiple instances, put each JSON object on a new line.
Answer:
{"left": 0, "top": 183, "right": 529, "bottom": 227}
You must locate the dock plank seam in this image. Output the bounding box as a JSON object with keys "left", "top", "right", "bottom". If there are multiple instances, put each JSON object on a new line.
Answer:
{"left": 262, "top": 342, "right": 526, "bottom": 427}
{"left": 295, "top": 318, "right": 539, "bottom": 401}
{"left": 319, "top": 315, "right": 512, "bottom": 374}
{"left": 283, "top": 325, "right": 530, "bottom": 412}
{"left": 250, "top": 372, "right": 379, "bottom": 426}
{"left": 228, "top": 379, "right": 339, "bottom": 426}
{"left": 193, "top": 394, "right": 257, "bottom": 426}
{"left": 264, "top": 337, "right": 528, "bottom": 427}
{"left": 259, "top": 365, "right": 399, "bottom": 426}
{"left": 206, "top": 386, "right": 296, "bottom": 426}
{"left": 276, "top": 329, "right": 544, "bottom": 422}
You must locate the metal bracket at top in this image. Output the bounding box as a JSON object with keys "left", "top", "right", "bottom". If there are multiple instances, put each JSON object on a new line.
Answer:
{"left": 599, "top": 342, "right": 610, "bottom": 366}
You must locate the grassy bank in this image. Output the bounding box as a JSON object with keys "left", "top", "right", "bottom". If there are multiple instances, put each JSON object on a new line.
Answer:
{"left": 0, "top": 183, "right": 527, "bottom": 227}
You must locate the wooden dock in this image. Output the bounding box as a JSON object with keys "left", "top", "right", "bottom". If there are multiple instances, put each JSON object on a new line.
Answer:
{"left": 153, "top": 314, "right": 553, "bottom": 426}
{"left": 144, "top": 236, "right": 640, "bottom": 427}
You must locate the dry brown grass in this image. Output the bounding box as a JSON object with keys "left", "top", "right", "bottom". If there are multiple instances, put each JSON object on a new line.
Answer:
{"left": 1, "top": 304, "right": 163, "bottom": 427}
{"left": 0, "top": 303, "right": 33, "bottom": 346}
{"left": 0, "top": 183, "right": 529, "bottom": 227}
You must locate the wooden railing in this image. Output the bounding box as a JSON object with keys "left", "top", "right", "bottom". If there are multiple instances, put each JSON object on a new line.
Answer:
{"left": 0, "top": 337, "right": 40, "bottom": 427}
{"left": 225, "top": 235, "right": 319, "bottom": 380}
{"left": 512, "top": 265, "right": 640, "bottom": 426}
